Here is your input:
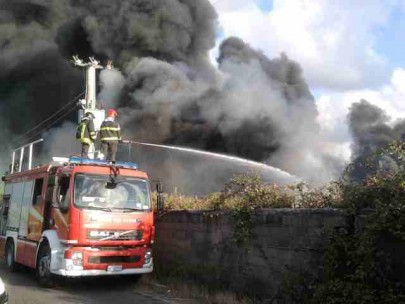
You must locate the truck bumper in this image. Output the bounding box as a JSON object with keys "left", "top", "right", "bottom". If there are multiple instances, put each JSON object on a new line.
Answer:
{"left": 50, "top": 245, "right": 153, "bottom": 277}
{"left": 52, "top": 264, "right": 153, "bottom": 277}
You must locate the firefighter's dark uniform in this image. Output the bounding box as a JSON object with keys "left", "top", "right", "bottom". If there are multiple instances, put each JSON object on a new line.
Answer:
{"left": 77, "top": 116, "right": 96, "bottom": 158}
{"left": 100, "top": 117, "right": 121, "bottom": 162}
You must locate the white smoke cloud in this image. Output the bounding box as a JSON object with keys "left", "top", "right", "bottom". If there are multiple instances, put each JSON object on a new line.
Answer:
{"left": 98, "top": 68, "right": 126, "bottom": 109}
{"left": 214, "top": 0, "right": 401, "bottom": 90}
{"left": 118, "top": 38, "right": 344, "bottom": 186}
{"left": 214, "top": 59, "right": 288, "bottom": 133}
{"left": 211, "top": 0, "right": 405, "bottom": 176}
{"left": 41, "top": 121, "right": 80, "bottom": 160}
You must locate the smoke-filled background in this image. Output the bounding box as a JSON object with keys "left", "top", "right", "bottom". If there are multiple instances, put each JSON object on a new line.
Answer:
{"left": 0, "top": 0, "right": 403, "bottom": 193}
{"left": 348, "top": 99, "right": 405, "bottom": 181}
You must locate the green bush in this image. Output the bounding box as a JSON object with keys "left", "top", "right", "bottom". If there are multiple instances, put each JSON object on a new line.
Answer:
{"left": 309, "top": 141, "right": 405, "bottom": 303}
{"left": 154, "top": 174, "right": 346, "bottom": 212}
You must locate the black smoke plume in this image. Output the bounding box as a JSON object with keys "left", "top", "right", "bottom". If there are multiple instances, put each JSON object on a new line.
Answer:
{"left": 0, "top": 0, "right": 216, "bottom": 170}
{"left": 0, "top": 0, "right": 340, "bottom": 191}
{"left": 119, "top": 37, "right": 339, "bottom": 186}
{"left": 348, "top": 99, "right": 405, "bottom": 180}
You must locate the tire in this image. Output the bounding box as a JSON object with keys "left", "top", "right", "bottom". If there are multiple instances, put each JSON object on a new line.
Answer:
{"left": 132, "top": 274, "right": 142, "bottom": 283}
{"left": 36, "top": 243, "right": 55, "bottom": 288}
{"left": 5, "top": 240, "right": 19, "bottom": 272}
{"left": 124, "top": 274, "right": 142, "bottom": 284}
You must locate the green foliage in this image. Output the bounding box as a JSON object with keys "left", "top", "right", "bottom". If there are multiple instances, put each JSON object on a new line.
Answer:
{"left": 212, "top": 173, "right": 294, "bottom": 245}
{"left": 216, "top": 173, "right": 296, "bottom": 209}
{"left": 155, "top": 173, "right": 346, "bottom": 245}
{"left": 295, "top": 182, "right": 344, "bottom": 208}
{"left": 309, "top": 141, "right": 405, "bottom": 303}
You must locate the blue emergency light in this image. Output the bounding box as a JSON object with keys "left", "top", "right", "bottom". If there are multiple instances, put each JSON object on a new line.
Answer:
{"left": 68, "top": 156, "right": 138, "bottom": 169}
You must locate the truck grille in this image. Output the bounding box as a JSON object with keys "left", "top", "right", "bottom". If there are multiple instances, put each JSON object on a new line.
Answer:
{"left": 88, "top": 255, "right": 141, "bottom": 264}
{"left": 87, "top": 230, "right": 143, "bottom": 241}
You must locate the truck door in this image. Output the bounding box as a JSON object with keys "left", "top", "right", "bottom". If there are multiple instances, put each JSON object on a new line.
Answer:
{"left": 8, "top": 182, "right": 23, "bottom": 235}
{"left": 16, "top": 180, "right": 33, "bottom": 265}
{"left": 18, "top": 180, "right": 33, "bottom": 238}
{"left": 7, "top": 181, "right": 24, "bottom": 264}
{"left": 27, "top": 178, "right": 45, "bottom": 242}
{"left": 52, "top": 174, "right": 71, "bottom": 240}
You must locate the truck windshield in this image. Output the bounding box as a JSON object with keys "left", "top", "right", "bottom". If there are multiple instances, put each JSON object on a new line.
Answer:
{"left": 74, "top": 174, "right": 151, "bottom": 211}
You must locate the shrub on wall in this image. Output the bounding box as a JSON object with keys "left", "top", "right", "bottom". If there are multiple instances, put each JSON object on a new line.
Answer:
{"left": 152, "top": 141, "right": 404, "bottom": 303}
{"left": 153, "top": 173, "right": 345, "bottom": 212}
{"left": 309, "top": 141, "right": 405, "bottom": 303}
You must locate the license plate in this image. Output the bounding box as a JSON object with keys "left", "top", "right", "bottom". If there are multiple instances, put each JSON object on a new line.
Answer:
{"left": 107, "top": 265, "right": 123, "bottom": 272}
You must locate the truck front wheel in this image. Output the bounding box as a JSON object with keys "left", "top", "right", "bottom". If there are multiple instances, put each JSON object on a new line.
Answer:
{"left": 5, "top": 240, "right": 19, "bottom": 272}
{"left": 36, "top": 243, "right": 54, "bottom": 288}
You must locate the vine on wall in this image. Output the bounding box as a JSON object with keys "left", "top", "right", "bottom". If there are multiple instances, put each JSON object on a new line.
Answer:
{"left": 309, "top": 141, "right": 405, "bottom": 303}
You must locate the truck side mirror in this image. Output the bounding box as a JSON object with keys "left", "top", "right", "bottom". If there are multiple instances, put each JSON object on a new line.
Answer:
{"left": 55, "top": 175, "right": 70, "bottom": 214}
{"left": 56, "top": 189, "right": 70, "bottom": 213}
{"left": 156, "top": 182, "right": 164, "bottom": 212}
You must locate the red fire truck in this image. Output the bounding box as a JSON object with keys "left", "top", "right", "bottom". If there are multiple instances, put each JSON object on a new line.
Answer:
{"left": 0, "top": 57, "right": 164, "bottom": 287}
{"left": 0, "top": 154, "right": 163, "bottom": 287}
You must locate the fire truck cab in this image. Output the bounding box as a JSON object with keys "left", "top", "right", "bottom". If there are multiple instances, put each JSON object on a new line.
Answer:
{"left": 0, "top": 156, "right": 160, "bottom": 287}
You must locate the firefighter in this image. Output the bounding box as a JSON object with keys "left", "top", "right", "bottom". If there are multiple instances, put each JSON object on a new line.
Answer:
{"left": 100, "top": 108, "right": 122, "bottom": 163}
{"left": 76, "top": 112, "right": 97, "bottom": 158}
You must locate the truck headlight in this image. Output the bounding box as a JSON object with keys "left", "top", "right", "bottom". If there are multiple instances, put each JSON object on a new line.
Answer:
{"left": 0, "top": 278, "right": 6, "bottom": 295}
{"left": 144, "top": 251, "right": 152, "bottom": 265}
{"left": 72, "top": 252, "right": 83, "bottom": 260}
{"left": 64, "top": 250, "right": 83, "bottom": 267}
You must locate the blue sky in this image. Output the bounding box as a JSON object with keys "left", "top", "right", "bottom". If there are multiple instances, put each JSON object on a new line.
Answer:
{"left": 375, "top": 7, "right": 405, "bottom": 69}
{"left": 251, "top": 0, "right": 405, "bottom": 72}
{"left": 213, "top": 0, "right": 405, "bottom": 89}
{"left": 256, "top": 0, "right": 273, "bottom": 12}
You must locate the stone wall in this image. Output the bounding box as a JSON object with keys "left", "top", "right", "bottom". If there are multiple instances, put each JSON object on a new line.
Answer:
{"left": 154, "top": 209, "right": 349, "bottom": 300}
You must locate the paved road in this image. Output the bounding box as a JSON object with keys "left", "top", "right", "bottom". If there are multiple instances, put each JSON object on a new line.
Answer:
{"left": 0, "top": 259, "right": 182, "bottom": 304}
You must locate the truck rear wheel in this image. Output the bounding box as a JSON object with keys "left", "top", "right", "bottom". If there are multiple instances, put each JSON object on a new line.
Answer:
{"left": 36, "top": 243, "right": 55, "bottom": 288}
{"left": 5, "top": 240, "right": 19, "bottom": 272}
{"left": 131, "top": 274, "right": 142, "bottom": 283}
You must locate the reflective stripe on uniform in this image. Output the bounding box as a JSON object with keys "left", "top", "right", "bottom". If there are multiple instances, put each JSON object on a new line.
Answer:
{"left": 80, "top": 123, "right": 86, "bottom": 140}
{"left": 101, "top": 137, "right": 120, "bottom": 141}
{"left": 80, "top": 138, "right": 92, "bottom": 144}
{"left": 89, "top": 131, "right": 97, "bottom": 140}
{"left": 100, "top": 127, "right": 121, "bottom": 131}
{"left": 79, "top": 122, "right": 93, "bottom": 144}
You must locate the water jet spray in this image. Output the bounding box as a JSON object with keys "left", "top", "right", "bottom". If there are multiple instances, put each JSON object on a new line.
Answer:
{"left": 122, "top": 140, "right": 301, "bottom": 182}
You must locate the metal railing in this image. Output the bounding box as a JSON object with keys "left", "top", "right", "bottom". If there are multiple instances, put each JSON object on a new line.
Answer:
{"left": 11, "top": 139, "right": 44, "bottom": 174}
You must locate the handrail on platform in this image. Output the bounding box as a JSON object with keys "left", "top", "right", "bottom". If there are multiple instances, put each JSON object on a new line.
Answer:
{"left": 11, "top": 139, "right": 44, "bottom": 174}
